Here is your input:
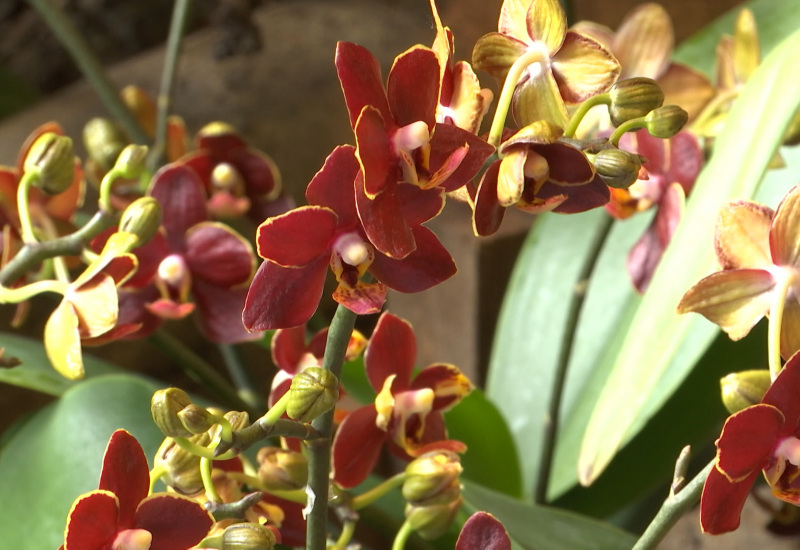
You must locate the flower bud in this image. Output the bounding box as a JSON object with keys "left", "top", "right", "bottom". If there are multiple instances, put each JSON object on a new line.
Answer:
{"left": 151, "top": 387, "right": 195, "bottom": 438}
{"left": 405, "top": 497, "right": 462, "bottom": 540}
{"left": 402, "top": 451, "right": 462, "bottom": 503}
{"left": 644, "top": 105, "right": 688, "bottom": 139}
{"left": 23, "top": 132, "right": 75, "bottom": 194}
{"left": 286, "top": 367, "right": 338, "bottom": 422}
{"left": 221, "top": 522, "right": 277, "bottom": 550}
{"left": 223, "top": 409, "right": 251, "bottom": 432}
{"left": 121, "top": 85, "right": 157, "bottom": 137}
{"left": 256, "top": 447, "right": 308, "bottom": 491}
{"left": 83, "top": 117, "right": 127, "bottom": 171}
{"left": 114, "top": 144, "right": 148, "bottom": 179}
{"left": 721, "top": 370, "right": 771, "bottom": 414}
{"left": 608, "top": 77, "right": 664, "bottom": 127}
{"left": 154, "top": 433, "right": 209, "bottom": 494}
{"left": 593, "top": 148, "right": 643, "bottom": 189}
{"left": 120, "top": 196, "right": 162, "bottom": 245}
{"left": 178, "top": 404, "right": 217, "bottom": 434}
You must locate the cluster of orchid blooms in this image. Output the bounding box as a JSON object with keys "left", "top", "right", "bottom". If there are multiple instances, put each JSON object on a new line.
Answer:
{"left": 1, "top": 0, "right": 796, "bottom": 547}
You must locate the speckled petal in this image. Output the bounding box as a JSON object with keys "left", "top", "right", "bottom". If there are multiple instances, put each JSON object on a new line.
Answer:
{"left": 552, "top": 31, "right": 620, "bottom": 103}
{"left": 715, "top": 200, "right": 773, "bottom": 270}
{"left": 526, "top": 0, "right": 566, "bottom": 55}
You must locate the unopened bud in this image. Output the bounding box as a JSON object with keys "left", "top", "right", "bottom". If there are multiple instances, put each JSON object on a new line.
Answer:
{"left": 287, "top": 367, "right": 338, "bottom": 422}
{"left": 24, "top": 132, "right": 75, "bottom": 194}
{"left": 608, "top": 77, "right": 664, "bottom": 127}
{"left": 405, "top": 497, "right": 462, "bottom": 540}
{"left": 593, "top": 148, "right": 643, "bottom": 189}
{"left": 154, "top": 433, "right": 209, "bottom": 495}
{"left": 644, "top": 105, "right": 688, "bottom": 139}
{"left": 221, "top": 522, "right": 278, "bottom": 550}
{"left": 720, "top": 370, "right": 771, "bottom": 414}
{"left": 403, "top": 451, "right": 462, "bottom": 503}
{"left": 121, "top": 85, "right": 157, "bottom": 137}
{"left": 223, "top": 409, "right": 250, "bottom": 432}
{"left": 120, "top": 196, "right": 162, "bottom": 245}
{"left": 83, "top": 118, "right": 127, "bottom": 171}
{"left": 114, "top": 144, "right": 148, "bottom": 179}
{"left": 151, "top": 387, "right": 195, "bottom": 438}
{"left": 178, "top": 404, "right": 216, "bottom": 434}
{"left": 256, "top": 447, "right": 308, "bottom": 491}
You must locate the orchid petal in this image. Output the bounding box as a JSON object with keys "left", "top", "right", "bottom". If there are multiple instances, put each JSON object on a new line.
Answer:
{"left": 471, "top": 161, "right": 506, "bottom": 237}
{"left": 331, "top": 406, "right": 386, "bottom": 488}
{"left": 551, "top": 31, "right": 620, "bottom": 103}
{"left": 700, "top": 467, "right": 758, "bottom": 534}
{"left": 336, "top": 42, "right": 392, "bottom": 128}
{"left": 99, "top": 430, "right": 150, "bottom": 529}
{"left": 354, "top": 106, "right": 395, "bottom": 199}
{"left": 511, "top": 68, "right": 570, "bottom": 128}
{"left": 410, "top": 363, "right": 473, "bottom": 411}
{"left": 366, "top": 312, "right": 417, "bottom": 392}
{"left": 186, "top": 222, "right": 255, "bottom": 287}
{"left": 193, "top": 282, "right": 260, "bottom": 343}
{"left": 780, "top": 297, "right": 800, "bottom": 360}
{"left": 498, "top": 0, "right": 533, "bottom": 42}
{"left": 305, "top": 145, "right": 360, "bottom": 225}
{"left": 388, "top": 45, "right": 439, "bottom": 129}
{"left": 256, "top": 206, "right": 337, "bottom": 268}
{"left": 715, "top": 200, "right": 773, "bottom": 270}
{"left": 716, "top": 403, "right": 783, "bottom": 481}
{"left": 63, "top": 490, "right": 119, "bottom": 550}
{"left": 44, "top": 299, "right": 84, "bottom": 380}
{"left": 134, "top": 493, "right": 213, "bottom": 550}
{"left": 456, "top": 512, "right": 511, "bottom": 550}
{"left": 612, "top": 3, "right": 673, "bottom": 79}
{"left": 763, "top": 351, "right": 800, "bottom": 424}
{"left": 148, "top": 164, "right": 208, "bottom": 250}
{"left": 355, "top": 173, "right": 416, "bottom": 259}
{"left": 527, "top": 0, "right": 566, "bottom": 55}
{"left": 770, "top": 185, "right": 800, "bottom": 267}
{"left": 471, "top": 32, "right": 528, "bottom": 82}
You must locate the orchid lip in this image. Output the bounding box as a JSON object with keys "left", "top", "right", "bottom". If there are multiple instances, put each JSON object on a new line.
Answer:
{"left": 157, "top": 254, "right": 189, "bottom": 287}
{"left": 393, "top": 121, "right": 431, "bottom": 156}
{"left": 332, "top": 232, "right": 371, "bottom": 267}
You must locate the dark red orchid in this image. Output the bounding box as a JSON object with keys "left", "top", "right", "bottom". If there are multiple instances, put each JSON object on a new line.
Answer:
{"left": 336, "top": 41, "right": 493, "bottom": 259}
{"left": 701, "top": 352, "right": 800, "bottom": 534}
{"left": 331, "top": 312, "right": 473, "bottom": 488}
{"left": 180, "top": 122, "right": 293, "bottom": 223}
{"left": 60, "top": 430, "right": 212, "bottom": 550}
{"left": 95, "top": 163, "right": 259, "bottom": 343}
{"left": 242, "top": 145, "right": 457, "bottom": 330}
{"left": 470, "top": 120, "right": 609, "bottom": 236}
{"left": 607, "top": 129, "right": 702, "bottom": 292}
{"left": 456, "top": 512, "right": 511, "bottom": 550}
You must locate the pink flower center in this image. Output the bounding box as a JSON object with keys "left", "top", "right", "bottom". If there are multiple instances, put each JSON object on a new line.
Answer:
{"left": 157, "top": 254, "right": 189, "bottom": 288}
{"left": 211, "top": 162, "right": 245, "bottom": 195}
{"left": 111, "top": 528, "right": 152, "bottom": 550}
{"left": 332, "top": 232, "right": 371, "bottom": 267}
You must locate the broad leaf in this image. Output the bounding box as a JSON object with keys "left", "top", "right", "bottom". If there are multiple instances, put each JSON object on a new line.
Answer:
{"left": 0, "top": 374, "right": 163, "bottom": 549}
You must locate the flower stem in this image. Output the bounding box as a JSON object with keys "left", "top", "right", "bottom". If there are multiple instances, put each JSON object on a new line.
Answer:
{"left": 351, "top": 473, "right": 407, "bottom": 510}
{"left": 332, "top": 519, "right": 358, "bottom": 549}
{"left": 564, "top": 93, "right": 609, "bottom": 138}
{"left": 534, "top": 213, "right": 614, "bottom": 504}
{"left": 632, "top": 458, "right": 715, "bottom": 550}
{"left": 305, "top": 303, "right": 359, "bottom": 550}
{"left": 391, "top": 519, "right": 415, "bottom": 550}
{"left": 149, "top": 0, "right": 192, "bottom": 171}
{"left": 488, "top": 50, "right": 549, "bottom": 147}
{"left": 26, "top": 0, "right": 149, "bottom": 145}
{"left": 148, "top": 329, "right": 256, "bottom": 416}
{"left": 768, "top": 268, "right": 796, "bottom": 381}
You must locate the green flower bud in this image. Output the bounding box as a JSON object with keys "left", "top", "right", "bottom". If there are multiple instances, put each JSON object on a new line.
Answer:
{"left": 223, "top": 409, "right": 250, "bottom": 432}
{"left": 221, "top": 522, "right": 277, "bottom": 550}
{"left": 608, "top": 77, "right": 665, "bottom": 127}
{"left": 721, "top": 370, "right": 771, "bottom": 414}
{"left": 644, "top": 105, "right": 688, "bottom": 139}
{"left": 83, "top": 117, "right": 127, "bottom": 171}
{"left": 114, "top": 144, "right": 148, "bottom": 179}
{"left": 178, "top": 404, "right": 216, "bottom": 434}
{"left": 405, "top": 497, "right": 462, "bottom": 540}
{"left": 23, "top": 132, "right": 75, "bottom": 195}
{"left": 119, "top": 196, "right": 162, "bottom": 245}
{"left": 154, "top": 432, "right": 209, "bottom": 495}
{"left": 256, "top": 447, "right": 308, "bottom": 491}
{"left": 402, "top": 451, "right": 462, "bottom": 503}
{"left": 287, "top": 367, "right": 338, "bottom": 422}
{"left": 593, "top": 149, "right": 643, "bottom": 189}
{"left": 151, "top": 387, "right": 195, "bottom": 438}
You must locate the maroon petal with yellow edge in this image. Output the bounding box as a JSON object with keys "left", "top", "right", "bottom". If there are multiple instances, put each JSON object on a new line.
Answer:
{"left": 763, "top": 351, "right": 800, "bottom": 423}
{"left": 700, "top": 466, "right": 759, "bottom": 534}
{"left": 410, "top": 363, "right": 473, "bottom": 411}
{"left": 770, "top": 185, "right": 800, "bottom": 267}
{"left": 133, "top": 493, "right": 213, "bottom": 550}
{"left": 456, "top": 512, "right": 511, "bottom": 550}
{"left": 397, "top": 183, "right": 445, "bottom": 226}
{"left": 185, "top": 222, "right": 254, "bottom": 288}
{"left": 306, "top": 146, "right": 360, "bottom": 223}
{"left": 539, "top": 174, "right": 610, "bottom": 214}
{"left": 332, "top": 279, "right": 387, "bottom": 315}
{"left": 256, "top": 207, "right": 338, "bottom": 268}
{"left": 148, "top": 164, "right": 208, "bottom": 250}
{"left": 552, "top": 31, "right": 620, "bottom": 103}
{"left": 63, "top": 490, "right": 119, "bottom": 550}
{"left": 676, "top": 269, "right": 775, "bottom": 340}
{"left": 387, "top": 45, "right": 439, "bottom": 129}
{"left": 336, "top": 42, "right": 392, "bottom": 128}
{"left": 715, "top": 404, "right": 783, "bottom": 481}
{"left": 369, "top": 226, "right": 457, "bottom": 293}
{"left": 472, "top": 161, "right": 505, "bottom": 237}
{"left": 427, "top": 124, "right": 495, "bottom": 192}
{"left": 243, "top": 256, "right": 329, "bottom": 330}
{"left": 365, "top": 312, "right": 417, "bottom": 392}
{"left": 272, "top": 326, "right": 310, "bottom": 372}
{"left": 193, "top": 282, "right": 259, "bottom": 343}
{"left": 98, "top": 430, "right": 150, "bottom": 528}
{"left": 355, "top": 174, "right": 416, "bottom": 259}
{"left": 355, "top": 105, "right": 396, "bottom": 199}
{"left": 331, "top": 405, "right": 388, "bottom": 488}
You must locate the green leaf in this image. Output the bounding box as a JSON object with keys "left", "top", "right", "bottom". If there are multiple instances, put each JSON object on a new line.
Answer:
{"left": 0, "top": 331, "right": 120, "bottom": 396}
{"left": 578, "top": 25, "right": 800, "bottom": 485}
{"left": 461, "top": 481, "right": 637, "bottom": 550}
{"left": 445, "top": 389, "right": 522, "bottom": 498}
{"left": 0, "top": 374, "right": 163, "bottom": 549}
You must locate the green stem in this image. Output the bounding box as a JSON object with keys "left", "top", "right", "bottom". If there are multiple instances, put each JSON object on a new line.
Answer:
{"left": 306, "top": 304, "right": 359, "bottom": 550}
{"left": 351, "top": 473, "right": 408, "bottom": 510}
{"left": 26, "top": 0, "right": 149, "bottom": 145}
{"left": 564, "top": 93, "right": 609, "bottom": 138}
{"left": 391, "top": 519, "right": 415, "bottom": 550}
{"left": 148, "top": 329, "right": 256, "bottom": 416}
{"left": 219, "top": 343, "right": 266, "bottom": 413}
{"left": 609, "top": 117, "right": 646, "bottom": 146}
{"left": 200, "top": 455, "right": 221, "bottom": 503}
{"left": 0, "top": 279, "right": 67, "bottom": 303}
{"left": 632, "top": 459, "right": 715, "bottom": 550}
{"left": 262, "top": 391, "right": 290, "bottom": 426}
{"left": 150, "top": 0, "right": 192, "bottom": 170}
{"left": 534, "top": 213, "right": 614, "bottom": 504}
{"left": 768, "top": 268, "right": 796, "bottom": 381}
{"left": 488, "top": 49, "right": 549, "bottom": 147}
{"left": 333, "top": 519, "right": 358, "bottom": 549}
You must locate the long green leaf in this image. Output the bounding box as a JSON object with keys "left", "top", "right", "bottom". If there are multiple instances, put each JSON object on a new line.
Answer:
{"left": 461, "top": 481, "right": 637, "bottom": 550}
{"left": 578, "top": 25, "right": 800, "bottom": 485}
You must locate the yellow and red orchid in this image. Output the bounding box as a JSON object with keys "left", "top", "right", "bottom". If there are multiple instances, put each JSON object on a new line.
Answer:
{"left": 60, "top": 430, "right": 212, "bottom": 550}
{"left": 701, "top": 352, "right": 800, "bottom": 534}
{"left": 243, "top": 146, "right": 457, "bottom": 331}
{"left": 331, "top": 312, "right": 473, "bottom": 488}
